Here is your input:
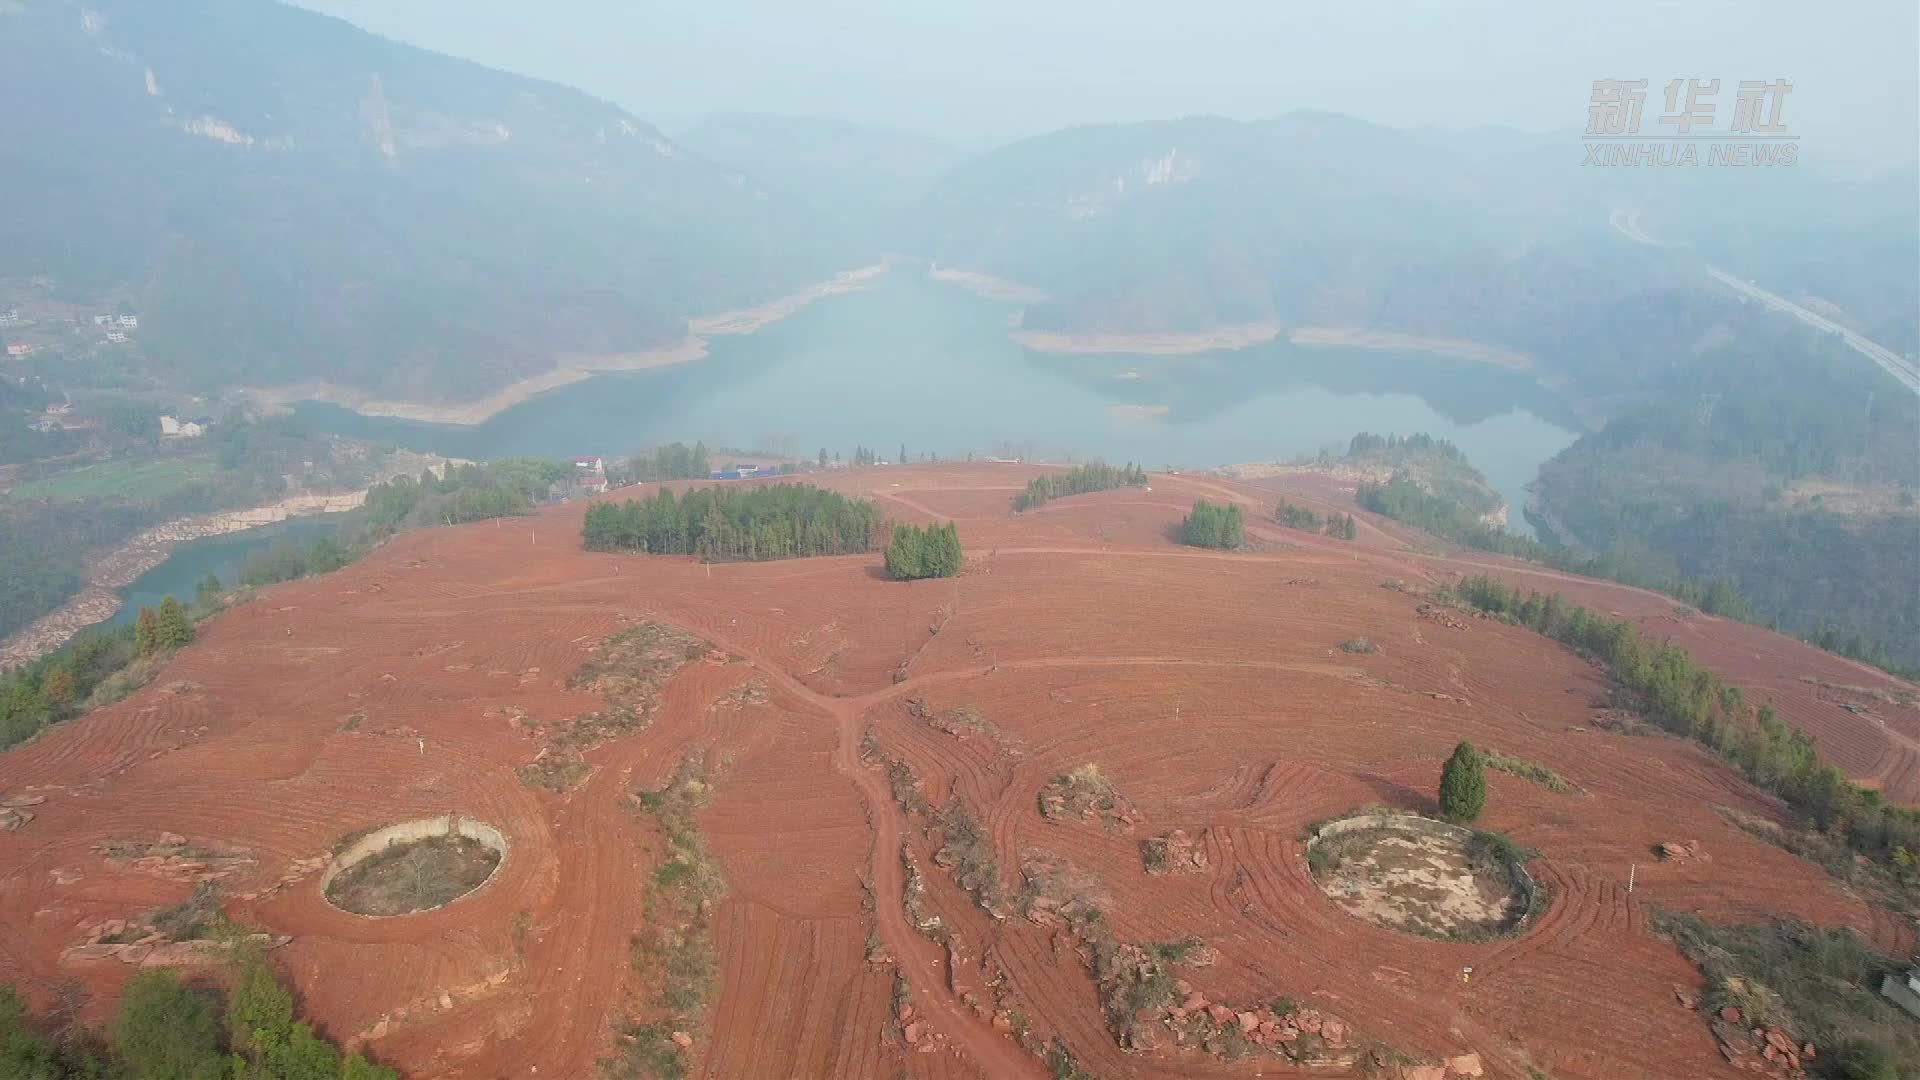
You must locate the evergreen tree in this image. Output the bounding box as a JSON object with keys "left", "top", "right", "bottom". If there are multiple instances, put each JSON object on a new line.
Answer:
{"left": 885, "top": 523, "right": 963, "bottom": 580}
{"left": 1439, "top": 741, "right": 1487, "bottom": 823}
{"left": 585, "top": 484, "right": 880, "bottom": 561}
{"left": 113, "top": 969, "right": 224, "bottom": 1080}
{"left": 1015, "top": 462, "right": 1151, "bottom": 511}
{"left": 1178, "top": 500, "right": 1245, "bottom": 549}
{"left": 135, "top": 607, "right": 160, "bottom": 657}
{"left": 898, "top": 443, "right": 907, "bottom": 465}
{"left": 156, "top": 597, "right": 193, "bottom": 650}
{"left": 818, "top": 447, "right": 828, "bottom": 469}
{"left": 42, "top": 667, "right": 74, "bottom": 709}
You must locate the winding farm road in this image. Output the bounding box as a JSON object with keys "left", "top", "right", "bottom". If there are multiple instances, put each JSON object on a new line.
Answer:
{"left": 1609, "top": 209, "right": 1920, "bottom": 394}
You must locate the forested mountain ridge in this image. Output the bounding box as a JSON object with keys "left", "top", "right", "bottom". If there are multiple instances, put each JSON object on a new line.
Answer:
{"left": 904, "top": 112, "right": 1660, "bottom": 341}
{"left": 904, "top": 111, "right": 1919, "bottom": 416}
{"left": 1530, "top": 318, "right": 1920, "bottom": 671}
{"left": 0, "top": 0, "right": 855, "bottom": 403}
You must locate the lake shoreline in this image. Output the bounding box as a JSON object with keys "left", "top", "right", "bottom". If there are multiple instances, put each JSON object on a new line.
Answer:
{"left": 243, "top": 263, "right": 889, "bottom": 427}
{"left": 0, "top": 491, "right": 370, "bottom": 667}
{"left": 1011, "top": 321, "right": 1533, "bottom": 370}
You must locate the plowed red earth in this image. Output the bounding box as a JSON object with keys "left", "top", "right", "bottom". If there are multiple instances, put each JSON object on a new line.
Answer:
{"left": 1, "top": 464, "right": 1911, "bottom": 1079}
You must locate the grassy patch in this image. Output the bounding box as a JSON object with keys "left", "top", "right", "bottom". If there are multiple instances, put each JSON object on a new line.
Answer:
{"left": 150, "top": 881, "right": 226, "bottom": 941}
{"left": 1653, "top": 911, "right": 1918, "bottom": 1071}
{"left": 1045, "top": 1037, "right": 1096, "bottom": 1080}
{"left": 526, "top": 623, "right": 705, "bottom": 792}
{"left": 1480, "top": 749, "right": 1573, "bottom": 793}
{"left": 1716, "top": 804, "right": 1920, "bottom": 914}
{"left": 933, "top": 801, "right": 1010, "bottom": 916}
{"left": 518, "top": 754, "right": 593, "bottom": 792}
{"left": 6, "top": 458, "right": 222, "bottom": 503}
{"left": 600, "top": 1020, "right": 688, "bottom": 1080}
{"left": 607, "top": 753, "right": 723, "bottom": 1078}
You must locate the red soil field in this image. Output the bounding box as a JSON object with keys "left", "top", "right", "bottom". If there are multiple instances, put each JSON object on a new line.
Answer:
{"left": 1, "top": 463, "right": 1911, "bottom": 1079}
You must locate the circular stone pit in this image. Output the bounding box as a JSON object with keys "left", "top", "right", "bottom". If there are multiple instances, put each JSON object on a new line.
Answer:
{"left": 321, "top": 815, "right": 507, "bottom": 917}
{"left": 1305, "top": 812, "right": 1536, "bottom": 940}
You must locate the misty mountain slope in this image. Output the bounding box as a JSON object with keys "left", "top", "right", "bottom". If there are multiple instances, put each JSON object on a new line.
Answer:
{"left": 915, "top": 112, "right": 1920, "bottom": 408}
{"left": 906, "top": 113, "right": 1633, "bottom": 334}
{"left": 0, "top": 0, "right": 853, "bottom": 402}
{"left": 677, "top": 112, "right": 965, "bottom": 235}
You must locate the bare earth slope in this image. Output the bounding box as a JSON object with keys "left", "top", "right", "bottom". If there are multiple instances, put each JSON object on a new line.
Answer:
{"left": 2, "top": 464, "right": 1912, "bottom": 1079}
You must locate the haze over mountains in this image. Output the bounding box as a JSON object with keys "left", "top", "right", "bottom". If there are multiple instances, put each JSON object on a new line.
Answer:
{"left": 0, "top": 0, "right": 850, "bottom": 402}
{"left": 5, "top": 0, "right": 1914, "bottom": 410}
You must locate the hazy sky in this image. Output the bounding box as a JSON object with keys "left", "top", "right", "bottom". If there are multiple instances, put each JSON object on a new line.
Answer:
{"left": 299, "top": 0, "right": 1916, "bottom": 173}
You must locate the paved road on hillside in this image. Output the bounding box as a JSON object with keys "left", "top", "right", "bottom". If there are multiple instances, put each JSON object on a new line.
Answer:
{"left": 1609, "top": 209, "right": 1920, "bottom": 395}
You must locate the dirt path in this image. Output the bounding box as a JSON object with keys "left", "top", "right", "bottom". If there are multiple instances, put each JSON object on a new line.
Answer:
{"left": 691, "top": 625, "right": 1048, "bottom": 1079}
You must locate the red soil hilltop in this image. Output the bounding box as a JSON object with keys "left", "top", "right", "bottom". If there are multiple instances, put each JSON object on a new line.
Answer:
{"left": 1, "top": 463, "right": 1912, "bottom": 1079}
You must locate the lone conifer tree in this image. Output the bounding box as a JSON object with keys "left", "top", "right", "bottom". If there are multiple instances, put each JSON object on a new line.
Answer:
{"left": 134, "top": 607, "right": 160, "bottom": 656}
{"left": 156, "top": 596, "right": 194, "bottom": 650}
{"left": 1439, "top": 740, "right": 1487, "bottom": 822}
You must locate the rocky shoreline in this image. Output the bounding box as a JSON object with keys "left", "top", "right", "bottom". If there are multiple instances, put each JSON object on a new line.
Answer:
{"left": 244, "top": 263, "right": 888, "bottom": 427}
{"left": 0, "top": 491, "right": 365, "bottom": 668}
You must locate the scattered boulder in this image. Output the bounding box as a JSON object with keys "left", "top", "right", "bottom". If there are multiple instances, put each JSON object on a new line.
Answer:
{"left": 1448, "top": 1052, "right": 1484, "bottom": 1077}
{"left": 670, "top": 1031, "right": 693, "bottom": 1049}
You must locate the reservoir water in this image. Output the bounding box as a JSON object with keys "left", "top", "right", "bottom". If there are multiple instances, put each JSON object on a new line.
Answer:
{"left": 292, "top": 274, "right": 1582, "bottom": 533}
{"left": 110, "top": 513, "right": 348, "bottom": 625}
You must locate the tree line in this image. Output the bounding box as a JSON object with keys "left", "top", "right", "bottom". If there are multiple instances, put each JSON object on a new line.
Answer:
{"left": 364, "top": 458, "right": 570, "bottom": 534}
{"left": 616, "top": 441, "right": 711, "bottom": 483}
{"left": 1, "top": 947, "right": 396, "bottom": 1079}
{"left": 582, "top": 484, "right": 880, "bottom": 562}
{"left": 1014, "top": 462, "right": 1148, "bottom": 511}
{"left": 248, "top": 459, "right": 573, "bottom": 587}
{"left": 1453, "top": 574, "right": 1920, "bottom": 873}
{"left": 1345, "top": 431, "right": 1469, "bottom": 464}
{"left": 884, "top": 522, "right": 963, "bottom": 580}
{"left": 1359, "top": 471, "right": 1917, "bottom": 678}
{"left": 1179, "top": 500, "right": 1245, "bottom": 549}
{"left": 1275, "top": 499, "right": 1357, "bottom": 540}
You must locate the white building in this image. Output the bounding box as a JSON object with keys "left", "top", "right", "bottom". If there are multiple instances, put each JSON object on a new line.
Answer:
{"left": 5, "top": 343, "right": 33, "bottom": 358}
{"left": 159, "top": 415, "right": 206, "bottom": 438}
{"left": 105, "top": 331, "right": 128, "bottom": 344}
{"left": 93, "top": 314, "right": 112, "bottom": 326}
{"left": 0, "top": 310, "right": 19, "bottom": 327}
{"left": 117, "top": 314, "right": 139, "bottom": 328}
